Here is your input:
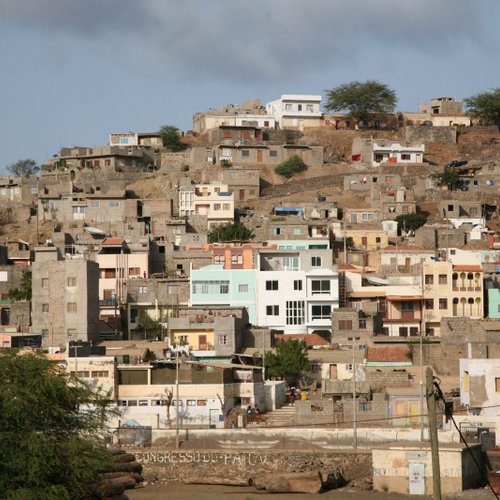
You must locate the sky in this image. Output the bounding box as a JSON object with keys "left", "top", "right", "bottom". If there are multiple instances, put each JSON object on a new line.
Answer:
{"left": 1, "top": 0, "right": 499, "bottom": 171}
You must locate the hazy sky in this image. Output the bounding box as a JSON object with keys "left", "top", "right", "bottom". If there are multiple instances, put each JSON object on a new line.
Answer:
{"left": 1, "top": 0, "right": 499, "bottom": 170}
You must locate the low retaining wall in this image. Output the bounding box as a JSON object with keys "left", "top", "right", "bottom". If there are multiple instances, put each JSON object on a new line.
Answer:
{"left": 132, "top": 448, "right": 371, "bottom": 484}
{"left": 117, "top": 427, "right": 460, "bottom": 450}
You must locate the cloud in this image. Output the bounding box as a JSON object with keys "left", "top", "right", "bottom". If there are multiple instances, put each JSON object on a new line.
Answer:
{"left": 1, "top": 0, "right": 497, "bottom": 83}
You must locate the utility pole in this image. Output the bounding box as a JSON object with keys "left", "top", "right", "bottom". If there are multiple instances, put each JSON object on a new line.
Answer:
{"left": 426, "top": 367, "right": 441, "bottom": 500}
{"left": 175, "top": 349, "right": 180, "bottom": 449}
{"left": 352, "top": 340, "right": 357, "bottom": 450}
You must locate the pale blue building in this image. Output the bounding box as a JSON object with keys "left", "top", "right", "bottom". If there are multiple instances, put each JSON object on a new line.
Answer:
{"left": 190, "top": 264, "right": 257, "bottom": 324}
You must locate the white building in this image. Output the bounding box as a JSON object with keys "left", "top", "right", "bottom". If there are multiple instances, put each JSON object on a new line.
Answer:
{"left": 256, "top": 249, "right": 339, "bottom": 334}
{"left": 178, "top": 182, "right": 234, "bottom": 228}
{"left": 371, "top": 142, "right": 425, "bottom": 167}
{"left": 266, "top": 95, "right": 322, "bottom": 130}
{"left": 460, "top": 358, "right": 500, "bottom": 415}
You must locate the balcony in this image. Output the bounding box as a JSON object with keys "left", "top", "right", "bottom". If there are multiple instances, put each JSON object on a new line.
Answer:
{"left": 99, "top": 299, "right": 117, "bottom": 307}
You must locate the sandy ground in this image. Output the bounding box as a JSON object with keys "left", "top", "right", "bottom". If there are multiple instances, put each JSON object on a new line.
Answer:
{"left": 128, "top": 483, "right": 495, "bottom": 500}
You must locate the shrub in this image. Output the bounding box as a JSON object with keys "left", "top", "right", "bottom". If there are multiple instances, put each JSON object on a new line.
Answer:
{"left": 275, "top": 155, "right": 308, "bottom": 178}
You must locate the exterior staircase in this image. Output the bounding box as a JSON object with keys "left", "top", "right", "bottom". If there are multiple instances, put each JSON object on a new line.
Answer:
{"left": 248, "top": 404, "right": 296, "bottom": 428}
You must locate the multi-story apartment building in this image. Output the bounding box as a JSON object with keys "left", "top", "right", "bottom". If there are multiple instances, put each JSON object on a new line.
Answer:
{"left": 178, "top": 182, "right": 234, "bottom": 228}
{"left": 32, "top": 246, "right": 100, "bottom": 348}
{"left": 266, "top": 95, "right": 322, "bottom": 130}
{"left": 423, "top": 261, "right": 483, "bottom": 336}
{"left": 256, "top": 249, "right": 339, "bottom": 334}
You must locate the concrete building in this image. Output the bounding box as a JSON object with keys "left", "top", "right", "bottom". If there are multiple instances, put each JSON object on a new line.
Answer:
{"left": 352, "top": 137, "right": 425, "bottom": 167}
{"left": 190, "top": 264, "right": 257, "bottom": 324}
{"left": 266, "top": 95, "right": 322, "bottom": 130}
{"left": 32, "top": 246, "right": 100, "bottom": 348}
{"left": 419, "top": 96, "right": 464, "bottom": 115}
{"left": 178, "top": 182, "right": 234, "bottom": 228}
{"left": 423, "top": 261, "right": 483, "bottom": 336}
{"left": 113, "top": 360, "right": 267, "bottom": 428}
{"left": 109, "top": 132, "right": 162, "bottom": 147}
{"left": 210, "top": 166, "right": 260, "bottom": 203}
{"left": 256, "top": 248, "right": 339, "bottom": 334}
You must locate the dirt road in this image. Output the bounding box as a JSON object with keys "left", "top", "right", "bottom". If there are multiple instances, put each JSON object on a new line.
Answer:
{"left": 128, "top": 483, "right": 493, "bottom": 499}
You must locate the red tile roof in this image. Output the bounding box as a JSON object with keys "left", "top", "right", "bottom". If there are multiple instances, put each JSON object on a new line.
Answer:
{"left": 274, "top": 333, "right": 329, "bottom": 347}
{"left": 452, "top": 265, "right": 482, "bottom": 272}
{"left": 102, "top": 238, "right": 125, "bottom": 246}
{"left": 367, "top": 346, "right": 410, "bottom": 363}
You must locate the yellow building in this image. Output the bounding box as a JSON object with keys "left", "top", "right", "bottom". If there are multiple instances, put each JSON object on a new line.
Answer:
{"left": 423, "top": 261, "right": 483, "bottom": 336}
{"left": 345, "top": 228, "right": 389, "bottom": 251}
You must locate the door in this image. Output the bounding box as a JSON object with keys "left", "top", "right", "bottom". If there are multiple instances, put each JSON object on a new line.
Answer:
{"left": 239, "top": 189, "right": 245, "bottom": 201}
{"left": 329, "top": 364, "right": 338, "bottom": 380}
{"left": 257, "top": 150, "right": 263, "bottom": 162}
{"left": 409, "top": 402, "right": 420, "bottom": 424}
{"left": 409, "top": 463, "right": 425, "bottom": 495}
{"left": 199, "top": 334, "right": 207, "bottom": 350}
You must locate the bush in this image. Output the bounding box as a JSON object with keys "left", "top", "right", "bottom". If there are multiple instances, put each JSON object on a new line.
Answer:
{"left": 275, "top": 156, "right": 308, "bottom": 178}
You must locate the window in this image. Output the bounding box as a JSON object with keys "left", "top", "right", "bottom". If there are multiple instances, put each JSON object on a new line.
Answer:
{"left": 311, "top": 305, "right": 331, "bottom": 320}
{"left": 285, "top": 103, "right": 292, "bottom": 110}
{"left": 298, "top": 104, "right": 302, "bottom": 111}
{"left": 401, "top": 301, "right": 414, "bottom": 311}
{"left": 67, "top": 302, "right": 77, "bottom": 313}
{"left": 42, "top": 304, "right": 49, "bottom": 313}
{"left": 311, "top": 256, "right": 322, "bottom": 267}
{"left": 238, "top": 284, "right": 249, "bottom": 293}
{"left": 338, "top": 320, "right": 352, "bottom": 330}
{"left": 214, "top": 255, "right": 225, "bottom": 265}
{"left": 306, "top": 104, "right": 313, "bottom": 112}
{"left": 220, "top": 283, "right": 229, "bottom": 294}
{"left": 311, "top": 280, "right": 330, "bottom": 294}
{"left": 93, "top": 160, "right": 100, "bottom": 167}
{"left": 197, "top": 400, "right": 207, "bottom": 406}
{"left": 495, "top": 378, "right": 500, "bottom": 392}
{"left": 90, "top": 201, "right": 100, "bottom": 208}
{"left": 425, "top": 274, "right": 434, "bottom": 285}
{"left": 127, "top": 400, "right": 138, "bottom": 406}
{"left": 294, "top": 280, "right": 302, "bottom": 291}
{"left": 241, "top": 150, "right": 250, "bottom": 157}
{"left": 105, "top": 159, "right": 111, "bottom": 166}
{"left": 399, "top": 327, "right": 408, "bottom": 337}
{"left": 425, "top": 299, "right": 434, "bottom": 310}
{"left": 138, "top": 286, "right": 148, "bottom": 294}
{"left": 91, "top": 371, "right": 109, "bottom": 378}
{"left": 101, "top": 269, "right": 116, "bottom": 279}
{"left": 223, "top": 203, "right": 231, "bottom": 211}
{"left": 266, "top": 280, "right": 278, "bottom": 291}
{"left": 310, "top": 362, "right": 320, "bottom": 373}
{"left": 469, "top": 207, "right": 478, "bottom": 215}
{"left": 67, "top": 277, "right": 76, "bottom": 287}
{"left": 286, "top": 300, "right": 304, "bottom": 325}
{"left": 218, "top": 335, "right": 228, "bottom": 345}
{"left": 187, "top": 400, "right": 196, "bottom": 406}
{"left": 266, "top": 305, "right": 279, "bottom": 316}
{"left": 401, "top": 153, "right": 411, "bottom": 160}
{"left": 463, "top": 371, "right": 469, "bottom": 392}
{"left": 292, "top": 228, "right": 301, "bottom": 235}
{"left": 42, "top": 278, "right": 49, "bottom": 288}
{"left": 359, "top": 319, "right": 366, "bottom": 329}
{"left": 269, "top": 150, "right": 278, "bottom": 157}
{"left": 214, "top": 203, "right": 221, "bottom": 211}
{"left": 439, "top": 298, "right": 448, "bottom": 310}
{"left": 273, "top": 227, "right": 281, "bottom": 236}
{"left": 282, "top": 256, "right": 299, "bottom": 270}
{"left": 109, "top": 201, "right": 120, "bottom": 208}
{"left": 439, "top": 274, "right": 448, "bottom": 285}
{"left": 361, "top": 213, "right": 374, "bottom": 221}
{"left": 129, "top": 267, "right": 141, "bottom": 276}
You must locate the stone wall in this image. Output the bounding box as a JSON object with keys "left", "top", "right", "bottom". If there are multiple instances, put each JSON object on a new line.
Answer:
{"left": 132, "top": 448, "right": 370, "bottom": 485}
{"left": 404, "top": 126, "right": 457, "bottom": 144}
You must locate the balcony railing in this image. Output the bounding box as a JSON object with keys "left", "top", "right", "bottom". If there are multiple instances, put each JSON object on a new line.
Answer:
{"left": 99, "top": 299, "right": 117, "bottom": 307}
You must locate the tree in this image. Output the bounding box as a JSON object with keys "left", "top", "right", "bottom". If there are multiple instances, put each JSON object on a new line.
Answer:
{"left": 430, "top": 166, "right": 459, "bottom": 191}
{"left": 6, "top": 158, "right": 39, "bottom": 177}
{"left": 0, "top": 351, "right": 113, "bottom": 499}
{"left": 159, "top": 125, "right": 188, "bottom": 152}
{"left": 8, "top": 270, "right": 32, "bottom": 301}
{"left": 274, "top": 155, "right": 308, "bottom": 179}
{"left": 207, "top": 222, "right": 255, "bottom": 243}
{"left": 464, "top": 88, "right": 500, "bottom": 126}
{"left": 136, "top": 314, "right": 164, "bottom": 340}
{"left": 324, "top": 80, "right": 397, "bottom": 121}
{"left": 394, "top": 213, "right": 427, "bottom": 236}
{"left": 265, "top": 339, "right": 310, "bottom": 380}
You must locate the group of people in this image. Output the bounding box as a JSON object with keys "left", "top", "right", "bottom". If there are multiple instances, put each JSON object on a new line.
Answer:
{"left": 246, "top": 404, "right": 261, "bottom": 424}
{"left": 288, "top": 386, "right": 306, "bottom": 405}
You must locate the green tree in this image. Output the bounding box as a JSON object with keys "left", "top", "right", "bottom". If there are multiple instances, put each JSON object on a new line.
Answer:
{"left": 265, "top": 339, "right": 310, "bottom": 380}
{"left": 208, "top": 222, "right": 255, "bottom": 243}
{"left": 159, "top": 125, "right": 188, "bottom": 152}
{"left": 6, "top": 158, "right": 39, "bottom": 177}
{"left": 464, "top": 88, "right": 500, "bottom": 126}
{"left": 430, "top": 166, "right": 460, "bottom": 191}
{"left": 274, "top": 155, "right": 308, "bottom": 178}
{"left": 395, "top": 213, "right": 428, "bottom": 235}
{"left": 324, "top": 80, "right": 397, "bottom": 121}
{"left": 0, "top": 351, "right": 113, "bottom": 499}
{"left": 8, "top": 270, "right": 32, "bottom": 301}
{"left": 136, "top": 314, "right": 164, "bottom": 340}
